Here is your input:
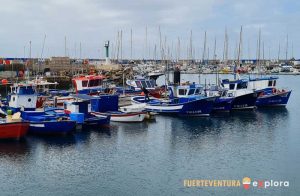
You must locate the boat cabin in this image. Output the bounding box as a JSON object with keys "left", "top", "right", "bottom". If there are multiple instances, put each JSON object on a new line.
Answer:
{"left": 247, "top": 76, "right": 278, "bottom": 91}
{"left": 168, "top": 84, "right": 204, "bottom": 99}
{"left": 221, "top": 79, "right": 252, "bottom": 97}
{"left": 72, "top": 75, "right": 105, "bottom": 94}
{"left": 8, "top": 84, "right": 38, "bottom": 111}
{"left": 126, "top": 78, "right": 156, "bottom": 91}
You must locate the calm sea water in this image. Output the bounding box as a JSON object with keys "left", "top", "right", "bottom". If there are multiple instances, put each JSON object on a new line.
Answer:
{"left": 0, "top": 74, "right": 299, "bottom": 196}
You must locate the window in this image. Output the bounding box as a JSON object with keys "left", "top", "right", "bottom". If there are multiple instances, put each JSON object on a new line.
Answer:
{"left": 82, "top": 81, "right": 88, "bottom": 87}
{"left": 141, "top": 81, "right": 147, "bottom": 88}
{"left": 237, "top": 82, "right": 247, "bottom": 89}
{"left": 89, "top": 79, "right": 101, "bottom": 87}
{"left": 136, "top": 81, "right": 142, "bottom": 88}
{"left": 188, "top": 89, "right": 195, "bottom": 95}
{"left": 178, "top": 89, "right": 187, "bottom": 95}
{"left": 268, "top": 80, "right": 273, "bottom": 87}
{"left": 150, "top": 80, "right": 155, "bottom": 87}
{"left": 229, "top": 84, "right": 235, "bottom": 90}
{"left": 146, "top": 81, "right": 152, "bottom": 88}
{"left": 273, "top": 80, "right": 276, "bottom": 86}
{"left": 195, "top": 88, "right": 200, "bottom": 95}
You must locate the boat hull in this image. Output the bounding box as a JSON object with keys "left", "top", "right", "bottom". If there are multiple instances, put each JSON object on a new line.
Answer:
{"left": 145, "top": 97, "right": 215, "bottom": 116}
{"left": 29, "top": 121, "right": 76, "bottom": 135}
{"left": 231, "top": 92, "right": 258, "bottom": 110}
{"left": 212, "top": 97, "right": 233, "bottom": 112}
{"left": 92, "top": 112, "right": 146, "bottom": 122}
{"left": 0, "top": 122, "right": 29, "bottom": 139}
{"left": 256, "top": 91, "right": 291, "bottom": 107}
{"left": 83, "top": 116, "right": 110, "bottom": 127}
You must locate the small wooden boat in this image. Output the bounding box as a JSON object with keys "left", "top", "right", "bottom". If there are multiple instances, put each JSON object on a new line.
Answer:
{"left": 119, "top": 103, "right": 146, "bottom": 113}
{"left": 91, "top": 111, "right": 146, "bottom": 122}
{"left": 0, "top": 119, "right": 29, "bottom": 139}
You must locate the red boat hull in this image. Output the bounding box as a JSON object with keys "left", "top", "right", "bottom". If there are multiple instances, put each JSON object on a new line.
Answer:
{"left": 0, "top": 122, "right": 29, "bottom": 139}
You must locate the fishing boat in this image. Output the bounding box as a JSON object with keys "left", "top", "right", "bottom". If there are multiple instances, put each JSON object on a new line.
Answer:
{"left": 143, "top": 97, "right": 215, "bottom": 116}
{"left": 91, "top": 111, "right": 146, "bottom": 122}
{"left": 21, "top": 110, "right": 76, "bottom": 135}
{"left": 206, "top": 85, "right": 234, "bottom": 112}
{"left": 126, "top": 76, "right": 163, "bottom": 98}
{"left": 120, "top": 103, "right": 147, "bottom": 113}
{"left": 221, "top": 79, "right": 258, "bottom": 110}
{"left": 132, "top": 83, "right": 216, "bottom": 116}
{"left": 72, "top": 75, "right": 105, "bottom": 94}
{"left": 64, "top": 98, "right": 110, "bottom": 127}
{"left": 2, "top": 83, "right": 38, "bottom": 113}
{"left": 0, "top": 119, "right": 29, "bottom": 139}
{"left": 247, "top": 76, "right": 291, "bottom": 107}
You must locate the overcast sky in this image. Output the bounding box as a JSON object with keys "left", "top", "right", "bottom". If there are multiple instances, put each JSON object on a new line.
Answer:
{"left": 0, "top": 0, "right": 299, "bottom": 59}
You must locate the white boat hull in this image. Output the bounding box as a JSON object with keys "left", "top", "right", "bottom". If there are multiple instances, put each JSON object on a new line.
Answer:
{"left": 91, "top": 112, "right": 146, "bottom": 122}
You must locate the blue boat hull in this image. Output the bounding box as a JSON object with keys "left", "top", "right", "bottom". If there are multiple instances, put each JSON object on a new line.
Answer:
{"left": 29, "top": 121, "right": 76, "bottom": 134}
{"left": 145, "top": 97, "right": 215, "bottom": 116}
{"left": 256, "top": 91, "right": 291, "bottom": 107}
{"left": 83, "top": 115, "right": 110, "bottom": 127}
{"left": 231, "top": 92, "right": 258, "bottom": 110}
{"left": 212, "top": 97, "right": 233, "bottom": 112}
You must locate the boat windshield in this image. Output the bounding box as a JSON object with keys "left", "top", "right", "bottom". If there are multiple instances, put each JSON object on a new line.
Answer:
{"left": 141, "top": 81, "right": 147, "bottom": 88}
{"left": 135, "top": 81, "right": 142, "bottom": 88}
{"left": 188, "top": 89, "right": 195, "bottom": 95}
{"left": 146, "top": 81, "right": 152, "bottom": 88}
{"left": 268, "top": 80, "right": 272, "bottom": 87}
{"left": 229, "top": 84, "right": 235, "bottom": 90}
{"left": 89, "top": 79, "right": 102, "bottom": 87}
{"left": 237, "top": 82, "right": 247, "bottom": 89}
{"left": 178, "top": 89, "right": 187, "bottom": 96}
{"left": 18, "top": 86, "right": 35, "bottom": 95}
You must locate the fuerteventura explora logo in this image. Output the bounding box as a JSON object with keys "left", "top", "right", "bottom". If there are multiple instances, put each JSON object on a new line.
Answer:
{"left": 242, "top": 177, "right": 251, "bottom": 189}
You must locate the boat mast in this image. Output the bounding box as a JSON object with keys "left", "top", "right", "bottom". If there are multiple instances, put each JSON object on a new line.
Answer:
{"left": 236, "top": 26, "right": 243, "bottom": 80}
{"left": 177, "top": 37, "right": 180, "bottom": 63}
{"left": 257, "top": 28, "right": 261, "bottom": 77}
{"left": 28, "top": 40, "right": 32, "bottom": 81}
{"left": 200, "top": 31, "right": 207, "bottom": 84}
{"left": 278, "top": 42, "right": 280, "bottom": 62}
{"left": 213, "top": 36, "right": 217, "bottom": 85}
{"left": 130, "top": 28, "right": 133, "bottom": 60}
{"left": 39, "top": 34, "right": 46, "bottom": 74}
{"left": 285, "top": 34, "right": 288, "bottom": 62}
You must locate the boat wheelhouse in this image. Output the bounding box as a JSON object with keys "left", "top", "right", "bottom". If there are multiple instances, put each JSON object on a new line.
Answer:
{"left": 248, "top": 76, "right": 278, "bottom": 91}
{"left": 168, "top": 83, "right": 204, "bottom": 99}
{"left": 72, "top": 75, "right": 105, "bottom": 94}
{"left": 221, "top": 79, "right": 258, "bottom": 110}
{"left": 7, "top": 83, "right": 38, "bottom": 112}
{"left": 126, "top": 76, "right": 156, "bottom": 91}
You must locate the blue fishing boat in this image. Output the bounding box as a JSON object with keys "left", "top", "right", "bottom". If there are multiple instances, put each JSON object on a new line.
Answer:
{"left": 144, "top": 97, "right": 215, "bottom": 116}
{"left": 206, "top": 85, "right": 234, "bottom": 112}
{"left": 133, "top": 83, "right": 216, "bottom": 116}
{"left": 21, "top": 110, "right": 76, "bottom": 135}
{"left": 220, "top": 79, "right": 258, "bottom": 110}
{"left": 247, "top": 76, "right": 292, "bottom": 107}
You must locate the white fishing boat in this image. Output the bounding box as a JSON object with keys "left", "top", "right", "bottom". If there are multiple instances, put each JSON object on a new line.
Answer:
{"left": 119, "top": 103, "right": 146, "bottom": 113}
{"left": 91, "top": 111, "right": 146, "bottom": 122}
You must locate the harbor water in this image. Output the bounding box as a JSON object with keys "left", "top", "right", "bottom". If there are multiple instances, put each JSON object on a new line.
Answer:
{"left": 0, "top": 74, "right": 299, "bottom": 195}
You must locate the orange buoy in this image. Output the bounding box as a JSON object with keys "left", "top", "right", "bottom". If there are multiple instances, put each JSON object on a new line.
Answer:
{"left": 1, "top": 79, "right": 8, "bottom": 85}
